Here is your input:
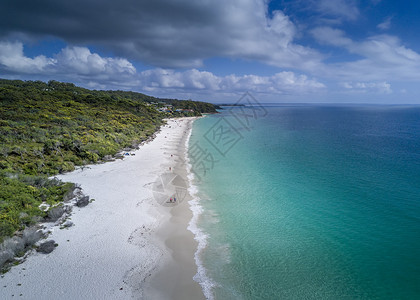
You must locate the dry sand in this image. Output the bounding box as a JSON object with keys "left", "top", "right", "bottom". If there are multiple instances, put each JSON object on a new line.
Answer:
{"left": 0, "top": 118, "right": 205, "bottom": 300}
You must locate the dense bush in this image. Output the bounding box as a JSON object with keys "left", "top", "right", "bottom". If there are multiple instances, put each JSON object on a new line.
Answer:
{"left": 0, "top": 172, "right": 74, "bottom": 241}
{"left": 0, "top": 78, "right": 218, "bottom": 242}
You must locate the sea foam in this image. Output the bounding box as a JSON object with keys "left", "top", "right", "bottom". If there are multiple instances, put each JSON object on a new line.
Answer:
{"left": 184, "top": 123, "right": 216, "bottom": 300}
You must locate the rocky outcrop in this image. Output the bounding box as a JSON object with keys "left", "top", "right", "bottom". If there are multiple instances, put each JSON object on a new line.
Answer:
{"left": 37, "top": 240, "right": 57, "bottom": 254}
{"left": 76, "top": 196, "right": 89, "bottom": 207}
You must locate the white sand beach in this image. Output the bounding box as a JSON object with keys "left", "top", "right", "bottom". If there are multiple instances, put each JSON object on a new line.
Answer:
{"left": 0, "top": 118, "right": 205, "bottom": 300}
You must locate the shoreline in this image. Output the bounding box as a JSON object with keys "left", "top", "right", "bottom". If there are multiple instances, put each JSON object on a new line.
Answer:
{"left": 143, "top": 118, "right": 205, "bottom": 299}
{"left": 0, "top": 117, "right": 205, "bottom": 299}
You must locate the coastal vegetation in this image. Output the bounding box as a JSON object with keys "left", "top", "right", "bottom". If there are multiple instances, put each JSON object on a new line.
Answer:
{"left": 0, "top": 79, "right": 218, "bottom": 243}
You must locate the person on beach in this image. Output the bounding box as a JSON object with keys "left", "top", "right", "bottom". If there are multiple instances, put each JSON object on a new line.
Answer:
{"left": 174, "top": 197, "right": 176, "bottom": 203}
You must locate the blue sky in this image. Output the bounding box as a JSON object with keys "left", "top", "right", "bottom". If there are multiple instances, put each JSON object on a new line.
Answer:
{"left": 0, "top": 0, "right": 419, "bottom": 103}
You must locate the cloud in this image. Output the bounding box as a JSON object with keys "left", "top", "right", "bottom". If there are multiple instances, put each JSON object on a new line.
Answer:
{"left": 55, "top": 47, "right": 136, "bottom": 76}
{"left": 280, "top": 0, "right": 359, "bottom": 24}
{"left": 311, "top": 28, "right": 420, "bottom": 81}
{"left": 0, "top": 41, "right": 136, "bottom": 86}
{"left": 341, "top": 81, "right": 392, "bottom": 94}
{"left": 0, "top": 41, "right": 55, "bottom": 73}
{"left": 139, "top": 69, "right": 325, "bottom": 95}
{"left": 315, "top": 0, "right": 359, "bottom": 21}
{"left": 377, "top": 16, "right": 392, "bottom": 30}
{"left": 0, "top": 41, "right": 325, "bottom": 96}
{"left": 0, "top": 0, "right": 322, "bottom": 70}
{"left": 139, "top": 69, "right": 221, "bottom": 90}
{"left": 311, "top": 27, "right": 353, "bottom": 47}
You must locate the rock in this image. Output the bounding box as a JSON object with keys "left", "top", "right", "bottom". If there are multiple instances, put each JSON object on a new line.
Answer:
{"left": 63, "top": 205, "right": 73, "bottom": 214}
{"left": 37, "top": 240, "right": 56, "bottom": 254}
{"left": 62, "top": 220, "right": 73, "bottom": 228}
{"left": 31, "top": 215, "right": 43, "bottom": 223}
{"left": 47, "top": 206, "right": 65, "bottom": 221}
{"left": 76, "top": 196, "right": 89, "bottom": 207}
{"left": 0, "top": 250, "right": 14, "bottom": 268}
{"left": 22, "top": 227, "right": 43, "bottom": 246}
{"left": 103, "top": 155, "right": 113, "bottom": 161}
{"left": 63, "top": 185, "right": 77, "bottom": 202}
{"left": 115, "top": 153, "right": 124, "bottom": 159}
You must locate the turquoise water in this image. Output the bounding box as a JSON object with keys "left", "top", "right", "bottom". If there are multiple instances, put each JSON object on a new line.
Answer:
{"left": 188, "top": 105, "right": 420, "bottom": 300}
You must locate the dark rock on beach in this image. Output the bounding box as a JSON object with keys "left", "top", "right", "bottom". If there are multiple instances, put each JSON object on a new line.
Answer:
{"left": 103, "top": 155, "right": 114, "bottom": 161}
{"left": 62, "top": 220, "right": 73, "bottom": 228}
{"left": 115, "top": 153, "right": 124, "bottom": 159}
{"left": 47, "top": 207, "right": 65, "bottom": 221}
{"left": 22, "top": 227, "right": 43, "bottom": 246}
{"left": 37, "top": 240, "right": 56, "bottom": 254}
{"left": 76, "top": 196, "right": 90, "bottom": 207}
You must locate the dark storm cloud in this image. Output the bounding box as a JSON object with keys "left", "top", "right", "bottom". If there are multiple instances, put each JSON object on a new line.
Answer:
{"left": 0, "top": 0, "right": 322, "bottom": 68}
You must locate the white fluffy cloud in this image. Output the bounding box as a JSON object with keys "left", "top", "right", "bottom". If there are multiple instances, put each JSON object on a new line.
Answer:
{"left": 311, "top": 27, "right": 353, "bottom": 47}
{"left": 0, "top": 41, "right": 325, "bottom": 97}
{"left": 139, "top": 69, "right": 221, "bottom": 90}
{"left": 0, "top": 41, "right": 136, "bottom": 86}
{"left": 56, "top": 47, "right": 136, "bottom": 76}
{"left": 341, "top": 81, "right": 392, "bottom": 94}
{"left": 311, "top": 28, "right": 420, "bottom": 81}
{"left": 138, "top": 69, "right": 325, "bottom": 95}
{"left": 0, "top": 0, "right": 324, "bottom": 70}
{"left": 0, "top": 41, "right": 55, "bottom": 73}
{"left": 1, "top": 33, "right": 417, "bottom": 101}
{"left": 1, "top": 0, "right": 419, "bottom": 102}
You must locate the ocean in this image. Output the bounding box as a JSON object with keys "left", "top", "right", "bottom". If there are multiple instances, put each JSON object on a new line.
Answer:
{"left": 187, "top": 104, "right": 420, "bottom": 300}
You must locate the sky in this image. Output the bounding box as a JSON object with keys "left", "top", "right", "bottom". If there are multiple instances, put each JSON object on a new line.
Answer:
{"left": 0, "top": 0, "right": 420, "bottom": 104}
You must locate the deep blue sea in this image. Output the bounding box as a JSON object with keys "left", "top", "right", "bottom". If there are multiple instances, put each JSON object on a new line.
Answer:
{"left": 187, "top": 105, "right": 420, "bottom": 300}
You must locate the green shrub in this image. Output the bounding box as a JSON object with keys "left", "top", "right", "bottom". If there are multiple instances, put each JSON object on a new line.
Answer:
{"left": 0, "top": 78, "right": 218, "bottom": 242}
